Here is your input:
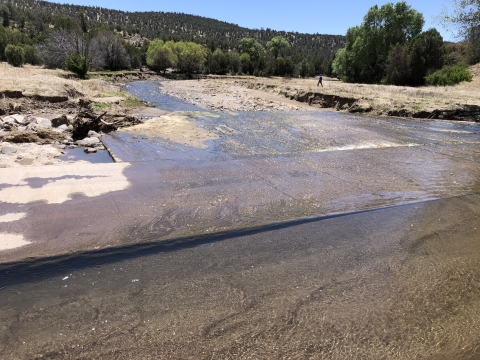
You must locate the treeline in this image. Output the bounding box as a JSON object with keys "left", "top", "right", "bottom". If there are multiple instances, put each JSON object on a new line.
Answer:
{"left": 0, "top": 0, "right": 345, "bottom": 77}
{"left": 331, "top": 1, "right": 477, "bottom": 86}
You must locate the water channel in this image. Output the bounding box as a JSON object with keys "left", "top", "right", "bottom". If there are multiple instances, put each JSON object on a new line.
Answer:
{"left": 1, "top": 80, "right": 480, "bottom": 359}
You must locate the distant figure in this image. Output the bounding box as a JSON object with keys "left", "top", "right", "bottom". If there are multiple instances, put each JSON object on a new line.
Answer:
{"left": 317, "top": 74, "right": 323, "bottom": 87}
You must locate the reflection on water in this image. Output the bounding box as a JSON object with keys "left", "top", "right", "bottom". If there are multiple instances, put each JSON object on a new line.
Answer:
{"left": 1, "top": 195, "right": 480, "bottom": 359}
{"left": 60, "top": 147, "right": 114, "bottom": 164}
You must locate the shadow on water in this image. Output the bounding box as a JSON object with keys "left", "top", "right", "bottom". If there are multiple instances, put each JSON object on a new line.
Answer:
{"left": 0, "top": 205, "right": 394, "bottom": 289}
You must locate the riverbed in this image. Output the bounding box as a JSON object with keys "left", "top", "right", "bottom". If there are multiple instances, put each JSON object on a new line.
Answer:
{"left": 1, "top": 80, "right": 480, "bottom": 359}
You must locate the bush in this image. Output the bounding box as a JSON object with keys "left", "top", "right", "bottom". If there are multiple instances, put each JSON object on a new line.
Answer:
{"left": 5, "top": 44, "right": 25, "bottom": 67}
{"left": 425, "top": 64, "right": 473, "bottom": 86}
{"left": 65, "top": 52, "right": 89, "bottom": 79}
{"left": 22, "top": 45, "right": 42, "bottom": 65}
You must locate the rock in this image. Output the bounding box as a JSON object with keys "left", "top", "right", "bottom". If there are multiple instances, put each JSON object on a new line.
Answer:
{"left": 1, "top": 145, "right": 17, "bottom": 154}
{"left": 36, "top": 118, "right": 53, "bottom": 129}
{"left": 84, "top": 147, "right": 97, "bottom": 154}
{"left": 66, "top": 115, "right": 75, "bottom": 124}
{"left": 11, "top": 114, "right": 26, "bottom": 124}
{"left": 76, "top": 137, "right": 101, "bottom": 147}
{"left": 24, "top": 116, "right": 38, "bottom": 125}
{"left": 56, "top": 124, "right": 69, "bottom": 132}
{"left": 88, "top": 130, "right": 101, "bottom": 138}
{"left": 51, "top": 115, "right": 69, "bottom": 128}
{"left": 26, "top": 123, "right": 38, "bottom": 131}
{"left": 2, "top": 116, "right": 16, "bottom": 124}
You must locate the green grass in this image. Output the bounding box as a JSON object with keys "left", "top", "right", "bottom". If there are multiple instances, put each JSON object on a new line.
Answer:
{"left": 90, "top": 102, "right": 112, "bottom": 112}
{"left": 411, "top": 105, "right": 421, "bottom": 111}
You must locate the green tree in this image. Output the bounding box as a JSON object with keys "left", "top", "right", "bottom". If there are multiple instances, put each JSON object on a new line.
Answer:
{"left": 146, "top": 39, "right": 178, "bottom": 73}
{"left": 266, "top": 36, "right": 289, "bottom": 58}
{"left": 65, "top": 52, "right": 89, "bottom": 79}
{"left": 334, "top": 1, "right": 425, "bottom": 83}
{"left": 332, "top": 48, "right": 347, "bottom": 77}
{"left": 174, "top": 41, "right": 207, "bottom": 74}
{"left": 210, "top": 48, "right": 229, "bottom": 74}
{"left": 238, "top": 38, "right": 265, "bottom": 63}
{"left": 229, "top": 51, "right": 241, "bottom": 74}
{"left": 385, "top": 44, "right": 411, "bottom": 85}
{"left": 409, "top": 28, "right": 445, "bottom": 84}
{"left": 239, "top": 52, "right": 251, "bottom": 74}
{"left": 5, "top": 44, "right": 25, "bottom": 67}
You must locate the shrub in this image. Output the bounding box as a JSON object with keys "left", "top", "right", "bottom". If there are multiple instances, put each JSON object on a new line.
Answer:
{"left": 5, "top": 44, "right": 25, "bottom": 67}
{"left": 65, "top": 52, "right": 89, "bottom": 79}
{"left": 22, "top": 45, "right": 42, "bottom": 65}
{"left": 425, "top": 64, "right": 473, "bottom": 86}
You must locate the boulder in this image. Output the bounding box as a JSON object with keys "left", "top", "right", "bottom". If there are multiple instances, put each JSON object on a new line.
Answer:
{"left": 51, "top": 115, "right": 69, "bottom": 128}
{"left": 1, "top": 145, "right": 17, "bottom": 154}
{"left": 11, "top": 114, "right": 26, "bottom": 124}
{"left": 56, "top": 124, "right": 69, "bottom": 132}
{"left": 36, "top": 117, "right": 53, "bottom": 129}
{"left": 2, "top": 116, "right": 16, "bottom": 124}
{"left": 84, "top": 147, "right": 97, "bottom": 154}
{"left": 76, "top": 137, "right": 101, "bottom": 147}
{"left": 87, "top": 130, "right": 101, "bottom": 138}
{"left": 26, "top": 123, "right": 39, "bottom": 131}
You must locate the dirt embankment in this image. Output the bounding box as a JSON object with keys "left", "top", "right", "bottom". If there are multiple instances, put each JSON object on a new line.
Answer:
{"left": 159, "top": 70, "right": 480, "bottom": 122}
{"left": 0, "top": 64, "right": 159, "bottom": 167}
{"left": 238, "top": 78, "right": 480, "bottom": 122}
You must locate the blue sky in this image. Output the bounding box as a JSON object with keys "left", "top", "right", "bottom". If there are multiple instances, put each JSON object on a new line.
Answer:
{"left": 52, "top": 0, "right": 455, "bottom": 41}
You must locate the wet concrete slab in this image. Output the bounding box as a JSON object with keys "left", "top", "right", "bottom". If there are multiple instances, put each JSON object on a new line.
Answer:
{"left": 1, "top": 108, "right": 479, "bottom": 263}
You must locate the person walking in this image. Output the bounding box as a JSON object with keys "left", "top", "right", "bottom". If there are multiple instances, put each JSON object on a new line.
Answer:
{"left": 317, "top": 74, "right": 323, "bottom": 87}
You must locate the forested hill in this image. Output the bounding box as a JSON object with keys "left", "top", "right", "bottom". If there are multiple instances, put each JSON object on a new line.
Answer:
{"left": 0, "top": 0, "right": 345, "bottom": 58}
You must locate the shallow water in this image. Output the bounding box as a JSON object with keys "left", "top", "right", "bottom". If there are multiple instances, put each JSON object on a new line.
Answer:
{"left": 60, "top": 147, "right": 114, "bottom": 163}
{"left": 1, "top": 195, "right": 480, "bottom": 359}
{"left": 1, "top": 81, "right": 480, "bottom": 359}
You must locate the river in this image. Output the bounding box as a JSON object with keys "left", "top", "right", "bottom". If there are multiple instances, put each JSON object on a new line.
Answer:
{"left": 1, "top": 80, "right": 480, "bottom": 359}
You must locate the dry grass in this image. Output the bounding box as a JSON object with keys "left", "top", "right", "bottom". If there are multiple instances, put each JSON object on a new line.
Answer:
{"left": 241, "top": 63, "right": 480, "bottom": 113}
{"left": 0, "top": 62, "right": 122, "bottom": 100}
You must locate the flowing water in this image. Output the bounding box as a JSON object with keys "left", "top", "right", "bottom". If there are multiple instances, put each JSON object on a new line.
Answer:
{"left": 1, "top": 81, "right": 480, "bottom": 359}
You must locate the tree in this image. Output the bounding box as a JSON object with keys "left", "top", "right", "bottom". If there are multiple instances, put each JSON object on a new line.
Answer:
{"left": 210, "top": 48, "right": 229, "bottom": 74}
{"left": 440, "top": 0, "right": 480, "bottom": 63}
{"left": 385, "top": 44, "right": 411, "bottom": 85}
{"left": 238, "top": 38, "right": 265, "bottom": 63}
{"left": 333, "top": 1, "right": 425, "bottom": 83}
{"left": 229, "top": 51, "right": 241, "bottom": 74}
{"left": 89, "top": 30, "right": 131, "bottom": 70}
{"left": 65, "top": 52, "right": 89, "bottom": 79}
{"left": 146, "top": 39, "right": 177, "bottom": 73}
{"left": 266, "top": 36, "right": 289, "bottom": 58}
{"left": 5, "top": 44, "right": 25, "bottom": 67}
{"left": 239, "top": 52, "right": 251, "bottom": 74}
{"left": 440, "top": 0, "right": 480, "bottom": 37}
{"left": 38, "top": 28, "right": 87, "bottom": 69}
{"left": 174, "top": 41, "right": 207, "bottom": 74}
{"left": 409, "top": 28, "right": 445, "bottom": 84}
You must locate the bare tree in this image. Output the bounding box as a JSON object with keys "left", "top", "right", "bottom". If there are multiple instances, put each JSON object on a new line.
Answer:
{"left": 38, "top": 28, "right": 87, "bottom": 69}
{"left": 89, "top": 30, "right": 131, "bottom": 71}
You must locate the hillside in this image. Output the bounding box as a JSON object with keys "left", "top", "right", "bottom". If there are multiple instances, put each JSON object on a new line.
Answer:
{"left": 0, "top": 0, "right": 345, "bottom": 59}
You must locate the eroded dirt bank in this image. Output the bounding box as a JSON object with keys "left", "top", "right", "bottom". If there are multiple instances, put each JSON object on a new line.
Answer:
{"left": 159, "top": 67, "right": 480, "bottom": 121}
